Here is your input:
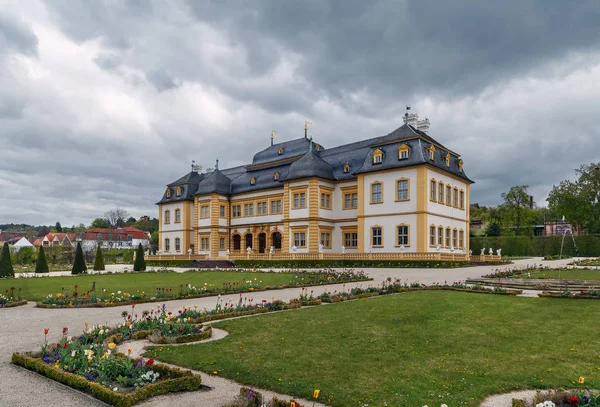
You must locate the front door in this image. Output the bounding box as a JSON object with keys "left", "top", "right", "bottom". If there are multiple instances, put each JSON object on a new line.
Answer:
{"left": 258, "top": 233, "right": 266, "bottom": 253}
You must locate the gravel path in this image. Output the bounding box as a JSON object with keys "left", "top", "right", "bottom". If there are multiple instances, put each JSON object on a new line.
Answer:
{"left": 0, "top": 258, "right": 583, "bottom": 406}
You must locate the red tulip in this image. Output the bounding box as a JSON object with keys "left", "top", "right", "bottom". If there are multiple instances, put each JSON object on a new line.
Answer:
{"left": 43, "top": 328, "right": 49, "bottom": 335}
{"left": 62, "top": 327, "right": 68, "bottom": 335}
{"left": 146, "top": 359, "right": 154, "bottom": 365}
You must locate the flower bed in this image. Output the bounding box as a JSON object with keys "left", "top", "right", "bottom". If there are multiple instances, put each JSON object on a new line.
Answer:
{"left": 36, "top": 269, "right": 370, "bottom": 308}
{"left": 538, "top": 290, "right": 600, "bottom": 300}
{"left": 149, "top": 326, "right": 213, "bottom": 344}
{"left": 511, "top": 388, "right": 599, "bottom": 406}
{"left": 1, "top": 288, "right": 27, "bottom": 308}
{"left": 13, "top": 322, "right": 202, "bottom": 407}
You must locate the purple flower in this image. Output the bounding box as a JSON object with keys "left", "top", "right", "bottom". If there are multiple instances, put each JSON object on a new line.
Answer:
{"left": 85, "top": 371, "right": 99, "bottom": 382}
{"left": 54, "top": 353, "right": 62, "bottom": 360}
{"left": 42, "top": 356, "right": 51, "bottom": 363}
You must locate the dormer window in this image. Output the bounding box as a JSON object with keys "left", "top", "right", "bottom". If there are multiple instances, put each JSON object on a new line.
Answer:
{"left": 250, "top": 177, "right": 256, "bottom": 186}
{"left": 315, "top": 144, "right": 322, "bottom": 152}
{"left": 398, "top": 144, "right": 410, "bottom": 160}
{"left": 278, "top": 147, "right": 284, "bottom": 155}
{"left": 343, "top": 163, "right": 351, "bottom": 173}
{"left": 273, "top": 172, "right": 280, "bottom": 181}
{"left": 176, "top": 186, "right": 182, "bottom": 197}
{"left": 428, "top": 145, "right": 436, "bottom": 161}
{"left": 373, "top": 148, "right": 383, "bottom": 164}
{"left": 445, "top": 153, "right": 451, "bottom": 167}
{"left": 458, "top": 159, "right": 464, "bottom": 173}
{"left": 165, "top": 188, "right": 172, "bottom": 198}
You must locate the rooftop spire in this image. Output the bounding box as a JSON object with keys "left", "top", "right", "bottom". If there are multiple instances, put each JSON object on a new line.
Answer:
{"left": 271, "top": 130, "right": 277, "bottom": 146}
{"left": 215, "top": 158, "right": 219, "bottom": 170}
{"left": 304, "top": 121, "right": 312, "bottom": 139}
{"left": 309, "top": 136, "right": 313, "bottom": 151}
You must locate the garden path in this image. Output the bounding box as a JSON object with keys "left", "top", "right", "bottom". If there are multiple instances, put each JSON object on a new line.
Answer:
{"left": 0, "top": 258, "right": 578, "bottom": 406}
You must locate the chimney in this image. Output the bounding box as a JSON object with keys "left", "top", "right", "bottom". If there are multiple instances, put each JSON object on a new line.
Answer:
{"left": 403, "top": 112, "right": 419, "bottom": 127}
{"left": 417, "top": 117, "right": 430, "bottom": 134}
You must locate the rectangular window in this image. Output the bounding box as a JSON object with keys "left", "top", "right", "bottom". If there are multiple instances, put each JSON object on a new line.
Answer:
{"left": 460, "top": 191, "right": 465, "bottom": 209}
{"left": 320, "top": 232, "right": 331, "bottom": 248}
{"left": 344, "top": 232, "right": 358, "bottom": 248}
{"left": 293, "top": 193, "right": 306, "bottom": 209}
{"left": 453, "top": 229, "right": 458, "bottom": 248}
{"left": 396, "top": 179, "right": 409, "bottom": 201}
{"left": 320, "top": 193, "right": 331, "bottom": 209}
{"left": 220, "top": 205, "right": 225, "bottom": 218}
{"left": 175, "top": 237, "right": 181, "bottom": 252}
{"left": 244, "top": 203, "right": 254, "bottom": 217}
{"left": 257, "top": 201, "right": 267, "bottom": 215}
{"left": 200, "top": 205, "right": 210, "bottom": 219}
{"left": 453, "top": 188, "right": 458, "bottom": 207}
{"left": 438, "top": 227, "right": 443, "bottom": 247}
{"left": 372, "top": 227, "right": 382, "bottom": 247}
{"left": 371, "top": 183, "right": 382, "bottom": 203}
{"left": 445, "top": 229, "right": 451, "bottom": 248}
{"left": 293, "top": 232, "right": 306, "bottom": 247}
{"left": 429, "top": 226, "right": 436, "bottom": 247}
{"left": 232, "top": 205, "right": 241, "bottom": 218}
{"left": 344, "top": 193, "right": 358, "bottom": 209}
{"left": 439, "top": 183, "right": 444, "bottom": 203}
{"left": 164, "top": 238, "right": 170, "bottom": 251}
{"left": 446, "top": 185, "right": 451, "bottom": 205}
{"left": 397, "top": 225, "right": 409, "bottom": 246}
{"left": 220, "top": 237, "right": 225, "bottom": 250}
{"left": 430, "top": 180, "right": 436, "bottom": 201}
{"left": 270, "top": 200, "right": 282, "bottom": 214}
{"left": 175, "top": 209, "right": 181, "bottom": 223}
{"left": 201, "top": 237, "right": 210, "bottom": 251}
{"left": 459, "top": 230, "right": 464, "bottom": 249}
{"left": 164, "top": 210, "right": 170, "bottom": 224}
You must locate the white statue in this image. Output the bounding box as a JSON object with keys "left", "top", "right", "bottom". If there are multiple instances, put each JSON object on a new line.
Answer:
{"left": 341, "top": 245, "right": 345, "bottom": 253}
{"left": 450, "top": 246, "right": 454, "bottom": 252}
{"left": 436, "top": 244, "right": 441, "bottom": 251}
{"left": 481, "top": 248, "right": 485, "bottom": 256}
{"left": 187, "top": 248, "right": 192, "bottom": 255}
{"left": 400, "top": 245, "right": 405, "bottom": 252}
{"left": 225, "top": 249, "right": 230, "bottom": 255}
{"left": 496, "top": 248, "right": 502, "bottom": 257}
{"left": 469, "top": 249, "right": 472, "bottom": 256}
{"left": 292, "top": 245, "right": 297, "bottom": 253}
{"left": 246, "top": 246, "right": 252, "bottom": 253}
{"left": 489, "top": 247, "right": 493, "bottom": 255}
{"left": 318, "top": 243, "right": 323, "bottom": 253}
{"left": 269, "top": 246, "right": 275, "bottom": 254}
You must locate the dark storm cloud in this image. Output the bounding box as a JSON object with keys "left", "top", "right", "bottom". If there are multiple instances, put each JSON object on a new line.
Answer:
{"left": 1, "top": 0, "right": 600, "bottom": 225}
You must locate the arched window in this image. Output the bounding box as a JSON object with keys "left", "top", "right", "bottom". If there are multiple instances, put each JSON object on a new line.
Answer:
{"left": 278, "top": 147, "right": 284, "bottom": 155}
{"left": 372, "top": 148, "right": 383, "bottom": 164}
{"left": 165, "top": 188, "right": 172, "bottom": 198}
{"left": 245, "top": 233, "right": 253, "bottom": 249}
{"left": 272, "top": 232, "right": 282, "bottom": 249}
{"left": 343, "top": 163, "right": 351, "bottom": 173}
{"left": 273, "top": 172, "right": 280, "bottom": 181}
{"left": 398, "top": 144, "right": 410, "bottom": 160}
{"left": 176, "top": 186, "right": 182, "bottom": 197}
{"left": 233, "top": 234, "right": 241, "bottom": 251}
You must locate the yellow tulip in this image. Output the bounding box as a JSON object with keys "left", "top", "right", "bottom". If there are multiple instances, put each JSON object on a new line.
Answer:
{"left": 108, "top": 343, "right": 116, "bottom": 350}
{"left": 313, "top": 389, "right": 320, "bottom": 399}
{"left": 578, "top": 376, "right": 585, "bottom": 384}
{"left": 127, "top": 348, "right": 132, "bottom": 355}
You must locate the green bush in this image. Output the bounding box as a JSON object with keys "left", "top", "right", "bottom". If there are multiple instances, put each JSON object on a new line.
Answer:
{"left": 145, "top": 260, "right": 194, "bottom": 267}
{"left": 72, "top": 242, "right": 87, "bottom": 275}
{"left": 94, "top": 245, "right": 105, "bottom": 271}
{"left": 0, "top": 242, "right": 14, "bottom": 278}
{"left": 133, "top": 244, "right": 146, "bottom": 272}
{"left": 470, "top": 235, "right": 600, "bottom": 257}
{"left": 234, "top": 260, "right": 472, "bottom": 269}
{"left": 35, "top": 246, "right": 49, "bottom": 273}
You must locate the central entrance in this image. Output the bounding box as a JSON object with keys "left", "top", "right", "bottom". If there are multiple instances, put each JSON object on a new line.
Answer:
{"left": 258, "top": 233, "right": 267, "bottom": 253}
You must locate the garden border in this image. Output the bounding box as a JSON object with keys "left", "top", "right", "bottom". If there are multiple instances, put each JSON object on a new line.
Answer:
{"left": 0, "top": 299, "right": 28, "bottom": 308}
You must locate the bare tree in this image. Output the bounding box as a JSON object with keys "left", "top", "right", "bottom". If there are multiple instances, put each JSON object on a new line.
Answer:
{"left": 104, "top": 208, "right": 130, "bottom": 228}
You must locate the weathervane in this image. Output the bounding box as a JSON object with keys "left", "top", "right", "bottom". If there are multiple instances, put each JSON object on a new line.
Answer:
{"left": 304, "top": 121, "right": 312, "bottom": 139}
{"left": 271, "top": 130, "right": 277, "bottom": 146}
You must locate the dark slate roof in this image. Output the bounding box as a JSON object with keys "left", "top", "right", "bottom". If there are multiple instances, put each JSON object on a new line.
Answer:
{"left": 158, "top": 123, "right": 472, "bottom": 202}
{"left": 157, "top": 171, "right": 204, "bottom": 204}
{"left": 194, "top": 169, "right": 232, "bottom": 195}
{"left": 284, "top": 149, "right": 334, "bottom": 182}
{"left": 251, "top": 137, "right": 312, "bottom": 167}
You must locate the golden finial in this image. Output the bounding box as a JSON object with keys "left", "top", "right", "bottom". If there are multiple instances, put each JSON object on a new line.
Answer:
{"left": 271, "top": 130, "right": 277, "bottom": 146}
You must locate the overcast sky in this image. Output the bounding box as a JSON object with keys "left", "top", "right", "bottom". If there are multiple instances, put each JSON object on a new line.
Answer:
{"left": 1, "top": 1, "right": 600, "bottom": 226}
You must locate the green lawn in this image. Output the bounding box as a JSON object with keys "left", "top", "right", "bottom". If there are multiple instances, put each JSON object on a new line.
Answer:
{"left": 146, "top": 292, "right": 600, "bottom": 407}
{"left": 0, "top": 270, "right": 328, "bottom": 302}
{"left": 514, "top": 268, "right": 600, "bottom": 280}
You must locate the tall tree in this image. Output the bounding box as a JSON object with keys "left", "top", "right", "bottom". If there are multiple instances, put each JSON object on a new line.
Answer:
{"left": 125, "top": 217, "right": 137, "bottom": 226}
{"left": 104, "top": 208, "right": 130, "bottom": 228}
{"left": 547, "top": 163, "right": 600, "bottom": 234}
{"left": 55, "top": 222, "right": 63, "bottom": 232}
{"left": 93, "top": 245, "right": 105, "bottom": 271}
{"left": 72, "top": 242, "right": 87, "bottom": 275}
{"left": 90, "top": 218, "right": 110, "bottom": 229}
{"left": 133, "top": 243, "right": 146, "bottom": 271}
{"left": 0, "top": 242, "right": 14, "bottom": 278}
{"left": 500, "top": 185, "right": 534, "bottom": 236}
{"left": 35, "top": 246, "right": 49, "bottom": 273}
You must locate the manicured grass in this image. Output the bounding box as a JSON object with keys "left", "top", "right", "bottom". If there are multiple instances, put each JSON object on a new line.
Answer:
{"left": 146, "top": 292, "right": 600, "bottom": 407}
{"left": 0, "top": 270, "right": 329, "bottom": 302}
{"left": 514, "top": 268, "right": 600, "bottom": 280}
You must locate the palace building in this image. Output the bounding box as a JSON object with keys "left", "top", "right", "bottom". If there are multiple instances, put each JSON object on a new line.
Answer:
{"left": 156, "top": 113, "right": 473, "bottom": 259}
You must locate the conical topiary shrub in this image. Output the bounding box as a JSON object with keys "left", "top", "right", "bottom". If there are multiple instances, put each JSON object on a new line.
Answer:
{"left": 133, "top": 243, "right": 146, "bottom": 271}
{"left": 35, "top": 246, "right": 49, "bottom": 273}
{"left": 0, "top": 242, "right": 14, "bottom": 278}
{"left": 93, "top": 245, "right": 105, "bottom": 271}
{"left": 72, "top": 242, "right": 87, "bottom": 275}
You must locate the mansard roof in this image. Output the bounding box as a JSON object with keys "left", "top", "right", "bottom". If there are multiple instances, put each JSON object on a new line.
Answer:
{"left": 158, "top": 122, "right": 472, "bottom": 203}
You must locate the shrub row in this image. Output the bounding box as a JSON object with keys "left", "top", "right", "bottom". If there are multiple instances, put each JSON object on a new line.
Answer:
{"left": 11, "top": 352, "right": 202, "bottom": 407}
{"left": 188, "top": 303, "right": 302, "bottom": 324}
{"left": 154, "top": 326, "right": 213, "bottom": 344}
{"left": 233, "top": 259, "right": 472, "bottom": 269}
{"left": 471, "top": 235, "right": 600, "bottom": 257}
{"left": 145, "top": 260, "right": 195, "bottom": 267}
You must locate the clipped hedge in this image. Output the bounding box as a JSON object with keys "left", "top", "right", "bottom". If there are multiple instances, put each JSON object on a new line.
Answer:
{"left": 234, "top": 259, "right": 472, "bottom": 269}
{"left": 471, "top": 235, "right": 600, "bottom": 257}
{"left": 11, "top": 352, "right": 202, "bottom": 407}
{"left": 145, "top": 260, "right": 195, "bottom": 267}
